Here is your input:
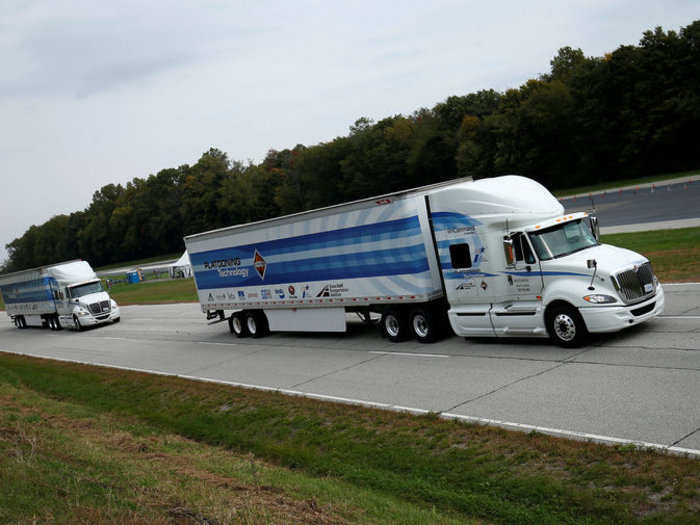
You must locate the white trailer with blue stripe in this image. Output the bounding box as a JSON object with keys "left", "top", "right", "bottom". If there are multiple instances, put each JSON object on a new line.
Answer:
{"left": 185, "top": 175, "right": 663, "bottom": 346}
{"left": 0, "top": 260, "right": 120, "bottom": 331}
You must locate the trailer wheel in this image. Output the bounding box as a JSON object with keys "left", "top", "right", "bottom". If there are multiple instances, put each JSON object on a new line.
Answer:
{"left": 410, "top": 307, "right": 439, "bottom": 344}
{"left": 381, "top": 309, "right": 409, "bottom": 342}
{"left": 229, "top": 312, "right": 249, "bottom": 338}
{"left": 245, "top": 311, "right": 269, "bottom": 338}
{"left": 546, "top": 303, "right": 588, "bottom": 348}
{"left": 54, "top": 315, "right": 62, "bottom": 330}
{"left": 73, "top": 315, "right": 83, "bottom": 332}
{"left": 16, "top": 315, "right": 26, "bottom": 329}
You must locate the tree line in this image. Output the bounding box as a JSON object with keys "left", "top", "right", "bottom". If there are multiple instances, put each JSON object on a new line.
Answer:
{"left": 4, "top": 20, "right": 699, "bottom": 272}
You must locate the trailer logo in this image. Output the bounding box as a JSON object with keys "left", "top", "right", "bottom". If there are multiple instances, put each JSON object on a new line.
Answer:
{"left": 316, "top": 283, "right": 348, "bottom": 298}
{"left": 254, "top": 250, "right": 267, "bottom": 280}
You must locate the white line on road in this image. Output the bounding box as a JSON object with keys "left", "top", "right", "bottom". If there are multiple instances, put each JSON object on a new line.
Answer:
{"left": 369, "top": 351, "right": 449, "bottom": 358}
{"left": 658, "top": 316, "right": 700, "bottom": 319}
{"left": 1, "top": 348, "right": 697, "bottom": 458}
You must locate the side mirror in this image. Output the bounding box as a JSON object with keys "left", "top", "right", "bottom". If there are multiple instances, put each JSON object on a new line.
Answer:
{"left": 587, "top": 259, "right": 597, "bottom": 269}
{"left": 503, "top": 236, "right": 515, "bottom": 266}
{"left": 589, "top": 215, "right": 600, "bottom": 241}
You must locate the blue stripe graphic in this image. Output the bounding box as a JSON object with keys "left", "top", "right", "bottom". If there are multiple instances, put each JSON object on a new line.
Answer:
{"left": 0, "top": 277, "right": 54, "bottom": 305}
{"left": 191, "top": 216, "right": 431, "bottom": 290}
{"left": 190, "top": 216, "right": 422, "bottom": 264}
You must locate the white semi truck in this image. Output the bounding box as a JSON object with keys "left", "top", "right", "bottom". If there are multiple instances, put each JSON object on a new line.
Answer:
{"left": 184, "top": 175, "right": 663, "bottom": 347}
{"left": 0, "top": 260, "right": 120, "bottom": 331}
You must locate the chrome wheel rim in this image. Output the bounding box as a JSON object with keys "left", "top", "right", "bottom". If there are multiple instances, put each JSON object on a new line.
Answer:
{"left": 232, "top": 316, "right": 242, "bottom": 334}
{"left": 247, "top": 316, "right": 257, "bottom": 335}
{"left": 554, "top": 314, "right": 576, "bottom": 342}
{"left": 413, "top": 314, "right": 429, "bottom": 338}
{"left": 385, "top": 315, "right": 400, "bottom": 337}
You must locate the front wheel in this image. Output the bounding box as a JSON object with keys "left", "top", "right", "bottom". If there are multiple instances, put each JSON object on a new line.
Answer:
{"left": 546, "top": 304, "right": 588, "bottom": 348}
{"left": 73, "top": 315, "right": 83, "bottom": 332}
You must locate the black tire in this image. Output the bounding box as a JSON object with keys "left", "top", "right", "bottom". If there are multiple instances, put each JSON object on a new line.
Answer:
{"left": 112, "top": 317, "right": 120, "bottom": 324}
{"left": 409, "top": 307, "right": 440, "bottom": 344}
{"left": 229, "top": 312, "right": 249, "bottom": 338}
{"left": 54, "top": 315, "right": 62, "bottom": 330}
{"left": 546, "top": 304, "right": 588, "bottom": 348}
{"left": 245, "top": 311, "right": 269, "bottom": 338}
{"left": 73, "top": 315, "right": 83, "bottom": 332}
{"left": 16, "top": 316, "right": 26, "bottom": 329}
{"left": 381, "top": 309, "right": 409, "bottom": 342}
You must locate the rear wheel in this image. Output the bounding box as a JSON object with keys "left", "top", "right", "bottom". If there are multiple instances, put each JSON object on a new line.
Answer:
{"left": 229, "top": 312, "right": 249, "bottom": 338}
{"left": 54, "top": 315, "right": 62, "bottom": 330}
{"left": 381, "top": 309, "right": 409, "bottom": 342}
{"left": 409, "top": 307, "right": 440, "bottom": 344}
{"left": 245, "top": 311, "right": 269, "bottom": 338}
{"left": 546, "top": 304, "right": 588, "bottom": 348}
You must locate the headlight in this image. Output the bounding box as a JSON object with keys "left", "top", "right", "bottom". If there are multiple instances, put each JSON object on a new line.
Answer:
{"left": 110, "top": 299, "right": 118, "bottom": 308}
{"left": 583, "top": 294, "right": 617, "bottom": 304}
{"left": 77, "top": 309, "right": 90, "bottom": 316}
{"left": 654, "top": 275, "right": 660, "bottom": 289}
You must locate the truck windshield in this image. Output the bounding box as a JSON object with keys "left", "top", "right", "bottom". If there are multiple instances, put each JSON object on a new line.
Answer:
{"left": 69, "top": 281, "right": 103, "bottom": 298}
{"left": 528, "top": 219, "right": 598, "bottom": 260}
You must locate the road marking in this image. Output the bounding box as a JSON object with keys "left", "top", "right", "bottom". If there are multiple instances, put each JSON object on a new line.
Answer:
{"left": 663, "top": 283, "right": 700, "bottom": 286}
{"left": 658, "top": 316, "right": 700, "bottom": 319}
{"left": 1, "top": 348, "right": 698, "bottom": 458}
{"left": 369, "top": 351, "right": 449, "bottom": 358}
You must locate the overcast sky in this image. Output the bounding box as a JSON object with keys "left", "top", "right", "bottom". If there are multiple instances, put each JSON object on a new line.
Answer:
{"left": 1, "top": 1, "right": 697, "bottom": 264}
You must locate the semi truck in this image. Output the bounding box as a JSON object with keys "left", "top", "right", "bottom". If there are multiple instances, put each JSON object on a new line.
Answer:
{"left": 0, "top": 260, "right": 120, "bottom": 331}
{"left": 184, "top": 175, "right": 663, "bottom": 347}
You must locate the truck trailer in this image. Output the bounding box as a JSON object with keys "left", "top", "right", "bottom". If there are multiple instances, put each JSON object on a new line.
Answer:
{"left": 0, "top": 260, "right": 120, "bottom": 331}
{"left": 184, "top": 175, "right": 663, "bottom": 347}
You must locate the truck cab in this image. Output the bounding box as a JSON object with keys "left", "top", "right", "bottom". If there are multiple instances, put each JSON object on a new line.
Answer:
{"left": 432, "top": 176, "right": 664, "bottom": 346}
{"left": 57, "top": 278, "right": 121, "bottom": 331}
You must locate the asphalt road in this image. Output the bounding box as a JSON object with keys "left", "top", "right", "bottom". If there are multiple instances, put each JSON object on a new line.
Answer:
{"left": 1, "top": 284, "right": 699, "bottom": 455}
{"left": 561, "top": 178, "right": 700, "bottom": 227}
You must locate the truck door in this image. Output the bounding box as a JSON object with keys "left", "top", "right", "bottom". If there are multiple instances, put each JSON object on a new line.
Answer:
{"left": 490, "top": 232, "right": 545, "bottom": 336}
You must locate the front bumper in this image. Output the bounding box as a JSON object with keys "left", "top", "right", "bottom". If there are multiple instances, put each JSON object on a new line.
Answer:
{"left": 62, "top": 306, "right": 120, "bottom": 328}
{"left": 579, "top": 286, "right": 664, "bottom": 333}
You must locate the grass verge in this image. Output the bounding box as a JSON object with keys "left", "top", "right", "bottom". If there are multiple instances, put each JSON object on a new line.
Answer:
{"left": 553, "top": 169, "right": 699, "bottom": 197}
{"left": 105, "top": 278, "right": 198, "bottom": 305}
{"left": 0, "top": 354, "right": 698, "bottom": 524}
{"left": 601, "top": 227, "right": 700, "bottom": 282}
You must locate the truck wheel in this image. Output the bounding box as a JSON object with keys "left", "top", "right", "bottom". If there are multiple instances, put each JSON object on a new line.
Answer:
{"left": 245, "top": 311, "right": 269, "bottom": 338}
{"left": 16, "top": 316, "right": 26, "bottom": 329}
{"left": 73, "top": 315, "right": 83, "bottom": 332}
{"left": 54, "top": 315, "right": 62, "bottom": 330}
{"left": 229, "top": 312, "right": 248, "bottom": 338}
{"left": 410, "top": 307, "right": 439, "bottom": 344}
{"left": 381, "top": 309, "right": 409, "bottom": 342}
{"left": 546, "top": 304, "right": 588, "bottom": 348}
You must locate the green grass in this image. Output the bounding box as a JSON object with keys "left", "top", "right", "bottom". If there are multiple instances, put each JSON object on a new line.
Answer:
{"left": 601, "top": 227, "right": 700, "bottom": 282}
{"left": 553, "top": 169, "right": 699, "bottom": 197}
{"left": 105, "top": 277, "right": 198, "bottom": 305}
{"left": 0, "top": 354, "right": 698, "bottom": 524}
{"left": 0, "top": 365, "right": 468, "bottom": 525}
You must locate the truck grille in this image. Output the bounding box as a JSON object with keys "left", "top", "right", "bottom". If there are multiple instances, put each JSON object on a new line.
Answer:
{"left": 614, "top": 262, "right": 655, "bottom": 304}
{"left": 89, "top": 301, "right": 111, "bottom": 315}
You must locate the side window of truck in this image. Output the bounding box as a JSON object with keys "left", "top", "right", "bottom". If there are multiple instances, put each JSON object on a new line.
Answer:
{"left": 512, "top": 233, "right": 536, "bottom": 265}
{"left": 449, "top": 243, "right": 472, "bottom": 269}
